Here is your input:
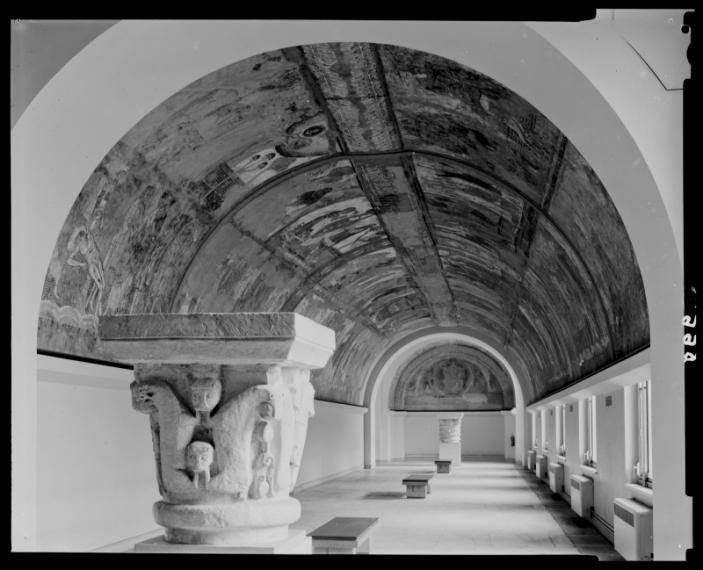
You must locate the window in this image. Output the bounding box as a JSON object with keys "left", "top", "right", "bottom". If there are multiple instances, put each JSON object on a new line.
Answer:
{"left": 635, "top": 380, "right": 653, "bottom": 488}
{"left": 584, "top": 396, "right": 597, "bottom": 466}
{"left": 557, "top": 404, "right": 566, "bottom": 457}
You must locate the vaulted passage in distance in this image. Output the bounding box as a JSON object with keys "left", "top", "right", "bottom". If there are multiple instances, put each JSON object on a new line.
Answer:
{"left": 38, "top": 42, "right": 649, "bottom": 406}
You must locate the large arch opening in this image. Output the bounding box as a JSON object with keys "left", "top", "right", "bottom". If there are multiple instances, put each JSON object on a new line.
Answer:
{"left": 12, "top": 19, "right": 687, "bottom": 557}
{"left": 364, "top": 329, "right": 527, "bottom": 469}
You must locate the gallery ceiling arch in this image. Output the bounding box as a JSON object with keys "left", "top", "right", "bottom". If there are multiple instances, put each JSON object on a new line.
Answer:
{"left": 390, "top": 344, "right": 515, "bottom": 412}
{"left": 38, "top": 42, "right": 649, "bottom": 406}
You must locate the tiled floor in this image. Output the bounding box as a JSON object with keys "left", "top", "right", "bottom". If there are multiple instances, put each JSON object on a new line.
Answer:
{"left": 291, "top": 458, "right": 622, "bottom": 558}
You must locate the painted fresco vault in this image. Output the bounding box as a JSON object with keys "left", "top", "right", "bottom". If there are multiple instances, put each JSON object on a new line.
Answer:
{"left": 38, "top": 42, "right": 649, "bottom": 406}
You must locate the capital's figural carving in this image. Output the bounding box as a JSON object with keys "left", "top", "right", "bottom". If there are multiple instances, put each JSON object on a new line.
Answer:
{"left": 101, "top": 312, "right": 335, "bottom": 547}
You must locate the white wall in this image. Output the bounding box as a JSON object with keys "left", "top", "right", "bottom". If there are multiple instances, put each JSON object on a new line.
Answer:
{"left": 294, "top": 400, "right": 366, "bottom": 491}
{"left": 528, "top": 353, "right": 653, "bottom": 544}
{"left": 563, "top": 401, "right": 580, "bottom": 497}
{"left": 503, "top": 412, "right": 516, "bottom": 459}
{"left": 560, "top": 388, "right": 626, "bottom": 541}
{"left": 533, "top": 411, "right": 541, "bottom": 450}
{"left": 388, "top": 412, "right": 407, "bottom": 461}
{"left": 545, "top": 407, "right": 556, "bottom": 455}
{"left": 404, "top": 414, "right": 439, "bottom": 458}
{"left": 36, "top": 357, "right": 159, "bottom": 551}
{"left": 402, "top": 412, "right": 507, "bottom": 459}
{"left": 461, "top": 413, "right": 504, "bottom": 456}
{"left": 592, "top": 390, "right": 627, "bottom": 529}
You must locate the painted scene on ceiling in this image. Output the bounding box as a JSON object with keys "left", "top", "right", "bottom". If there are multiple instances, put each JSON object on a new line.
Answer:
{"left": 38, "top": 42, "right": 649, "bottom": 407}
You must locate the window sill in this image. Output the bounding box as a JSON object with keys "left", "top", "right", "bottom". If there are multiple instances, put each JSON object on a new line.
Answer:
{"left": 557, "top": 455, "right": 567, "bottom": 463}
{"left": 580, "top": 465, "right": 598, "bottom": 476}
{"left": 625, "top": 483, "right": 654, "bottom": 507}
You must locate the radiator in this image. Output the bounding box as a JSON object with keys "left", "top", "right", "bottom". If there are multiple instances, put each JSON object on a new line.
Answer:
{"left": 527, "top": 450, "right": 536, "bottom": 471}
{"left": 548, "top": 462, "right": 564, "bottom": 493}
{"left": 569, "top": 474, "right": 593, "bottom": 517}
{"left": 613, "top": 498, "right": 653, "bottom": 561}
{"left": 535, "top": 454, "right": 548, "bottom": 480}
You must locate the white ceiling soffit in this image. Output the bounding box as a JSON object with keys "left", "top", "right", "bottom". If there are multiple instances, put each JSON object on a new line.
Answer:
{"left": 612, "top": 9, "right": 691, "bottom": 91}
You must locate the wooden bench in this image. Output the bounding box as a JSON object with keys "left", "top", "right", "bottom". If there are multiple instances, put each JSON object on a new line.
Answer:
{"left": 402, "top": 473, "right": 434, "bottom": 498}
{"left": 308, "top": 517, "right": 379, "bottom": 554}
{"left": 435, "top": 459, "right": 452, "bottom": 473}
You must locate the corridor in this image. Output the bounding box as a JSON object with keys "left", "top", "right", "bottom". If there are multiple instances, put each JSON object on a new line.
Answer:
{"left": 14, "top": 17, "right": 689, "bottom": 557}
{"left": 292, "top": 459, "right": 622, "bottom": 558}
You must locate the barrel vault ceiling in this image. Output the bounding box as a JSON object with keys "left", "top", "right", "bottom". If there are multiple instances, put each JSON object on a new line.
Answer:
{"left": 38, "top": 42, "right": 650, "bottom": 406}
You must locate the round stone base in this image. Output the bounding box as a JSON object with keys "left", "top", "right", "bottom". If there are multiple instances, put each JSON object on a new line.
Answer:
{"left": 154, "top": 496, "right": 301, "bottom": 546}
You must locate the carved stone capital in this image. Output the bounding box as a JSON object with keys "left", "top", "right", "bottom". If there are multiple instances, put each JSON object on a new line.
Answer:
{"left": 439, "top": 417, "right": 463, "bottom": 444}
{"left": 99, "top": 313, "right": 335, "bottom": 547}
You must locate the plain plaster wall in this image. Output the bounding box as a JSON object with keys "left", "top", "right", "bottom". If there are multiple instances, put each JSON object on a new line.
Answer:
{"left": 461, "top": 413, "right": 505, "bottom": 456}
{"left": 12, "top": 17, "right": 689, "bottom": 558}
{"left": 593, "top": 389, "right": 627, "bottom": 529}
{"left": 563, "top": 401, "right": 580, "bottom": 497}
{"left": 546, "top": 407, "right": 556, "bottom": 456}
{"left": 403, "top": 413, "right": 506, "bottom": 458}
{"left": 503, "top": 413, "right": 516, "bottom": 459}
{"left": 528, "top": 358, "right": 649, "bottom": 544}
{"left": 533, "top": 412, "right": 541, "bottom": 450}
{"left": 36, "top": 357, "right": 159, "bottom": 551}
{"left": 404, "top": 414, "right": 440, "bottom": 458}
{"left": 294, "top": 400, "right": 366, "bottom": 491}
{"left": 389, "top": 413, "right": 407, "bottom": 460}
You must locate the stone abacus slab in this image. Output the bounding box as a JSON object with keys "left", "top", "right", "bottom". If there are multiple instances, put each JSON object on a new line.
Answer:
{"left": 99, "top": 312, "right": 336, "bottom": 368}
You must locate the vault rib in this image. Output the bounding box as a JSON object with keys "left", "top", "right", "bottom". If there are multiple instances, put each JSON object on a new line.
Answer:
{"left": 371, "top": 44, "right": 406, "bottom": 151}
{"left": 399, "top": 153, "right": 459, "bottom": 323}
{"left": 351, "top": 160, "right": 454, "bottom": 326}
{"left": 501, "top": 134, "right": 576, "bottom": 376}
{"left": 169, "top": 148, "right": 616, "bottom": 359}
{"left": 281, "top": 46, "right": 351, "bottom": 154}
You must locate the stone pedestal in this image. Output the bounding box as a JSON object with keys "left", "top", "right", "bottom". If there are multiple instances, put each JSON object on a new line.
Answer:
{"left": 98, "top": 313, "right": 335, "bottom": 551}
{"left": 437, "top": 412, "right": 463, "bottom": 465}
{"left": 309, "top": 517, "right": 378, "bottom": 554}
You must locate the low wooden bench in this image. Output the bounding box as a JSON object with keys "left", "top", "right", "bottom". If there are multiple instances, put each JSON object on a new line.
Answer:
{"left": 402, "top": 472, "right": 434, "bottom": 498}
{"left": 308, "top": 517, "right": 379, "bottom": 554}
{"left": 435, "top": 459, "right": 452, "bottom": 473}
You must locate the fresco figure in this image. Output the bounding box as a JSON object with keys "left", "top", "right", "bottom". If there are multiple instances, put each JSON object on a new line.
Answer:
{"left": 66, "top": 225, "right": 105, "bottom": 315}
{"left": 441, "top": 361, "right": 466, "bottom": 395}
